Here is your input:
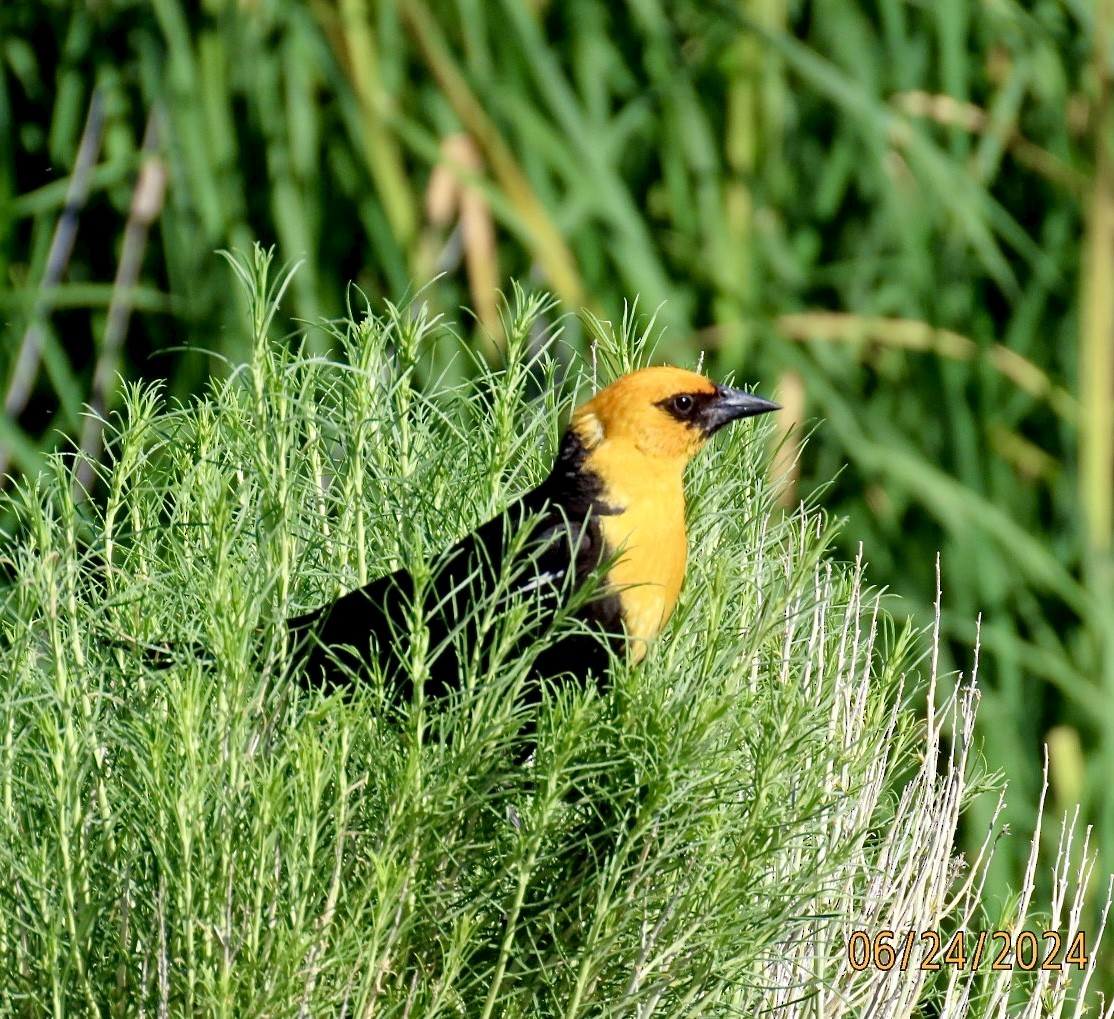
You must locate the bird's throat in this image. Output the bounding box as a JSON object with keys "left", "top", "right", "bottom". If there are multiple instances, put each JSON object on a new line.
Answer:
{"left": 589, "top": 455, "right": 688, "bottom": 658}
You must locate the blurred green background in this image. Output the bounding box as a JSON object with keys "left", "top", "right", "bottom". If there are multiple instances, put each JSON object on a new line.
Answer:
{"left": 2, "top": 0, "right": 1111, "bottom": 929}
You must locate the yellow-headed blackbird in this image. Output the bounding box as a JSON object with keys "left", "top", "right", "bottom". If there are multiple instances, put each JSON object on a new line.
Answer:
{"left": 289, "top": 366, "right": 778, "bottom": 703}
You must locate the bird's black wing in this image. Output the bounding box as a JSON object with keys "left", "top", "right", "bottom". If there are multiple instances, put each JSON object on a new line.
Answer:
{"left": 288, "top": 489, "right": 621, "bottom": 703}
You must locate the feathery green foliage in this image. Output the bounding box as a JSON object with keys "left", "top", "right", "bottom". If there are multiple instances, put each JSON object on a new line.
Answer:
{"left": 0, "top": 253, "right": 1109, "bottom": 1016}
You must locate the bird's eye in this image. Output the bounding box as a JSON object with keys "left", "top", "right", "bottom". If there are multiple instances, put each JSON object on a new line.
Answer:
{"left": 671, "top": 394, "right": 695, "bottom": 416}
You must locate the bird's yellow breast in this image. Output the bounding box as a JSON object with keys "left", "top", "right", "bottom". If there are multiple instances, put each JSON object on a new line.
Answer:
{"left": 585, "top": 438, "right": 689, "bottom": 661}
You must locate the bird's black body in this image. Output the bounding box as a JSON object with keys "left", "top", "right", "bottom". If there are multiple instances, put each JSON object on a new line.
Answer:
{"left": 288, "top": 430, "right": 624, "bottom": 704}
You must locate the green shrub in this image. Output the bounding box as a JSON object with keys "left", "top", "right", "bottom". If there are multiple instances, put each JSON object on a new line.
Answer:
{"left": 0, "top": 252, "right": 1107, "bottom": 1016}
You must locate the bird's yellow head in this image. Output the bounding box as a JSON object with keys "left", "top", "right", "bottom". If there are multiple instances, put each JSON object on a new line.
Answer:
{"left": 570, "top": 365, "right": 779, "bottom": 466}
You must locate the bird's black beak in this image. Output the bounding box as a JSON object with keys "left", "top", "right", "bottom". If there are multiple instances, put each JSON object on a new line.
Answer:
{"left": 702, "top": 385, "right": 781, "bottom": 435}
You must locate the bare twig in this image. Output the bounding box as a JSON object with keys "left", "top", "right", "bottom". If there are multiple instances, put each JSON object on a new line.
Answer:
{"left": 75, "top": 109, "right": 167, "bottom": 499}
{"left": 0, "top": 87, "right": 105, "bottom": 480}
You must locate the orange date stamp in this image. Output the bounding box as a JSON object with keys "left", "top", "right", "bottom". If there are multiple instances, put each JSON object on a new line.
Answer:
{"left": 847, "top": 930, "right": 1089, "bottom": 972}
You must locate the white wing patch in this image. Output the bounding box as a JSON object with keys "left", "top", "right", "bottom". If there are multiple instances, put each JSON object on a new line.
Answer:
{"left": 514, "top": 569, "right": 564, "bottom": 596}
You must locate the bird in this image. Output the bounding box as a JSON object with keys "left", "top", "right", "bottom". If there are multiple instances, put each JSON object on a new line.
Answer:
{"left": 287, "top": 366, "right": 779, "bottom": 707}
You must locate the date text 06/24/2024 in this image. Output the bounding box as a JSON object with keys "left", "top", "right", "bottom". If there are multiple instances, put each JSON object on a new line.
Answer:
{"left": 847, "top": 930, "right": 1089, "bottom": 972}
